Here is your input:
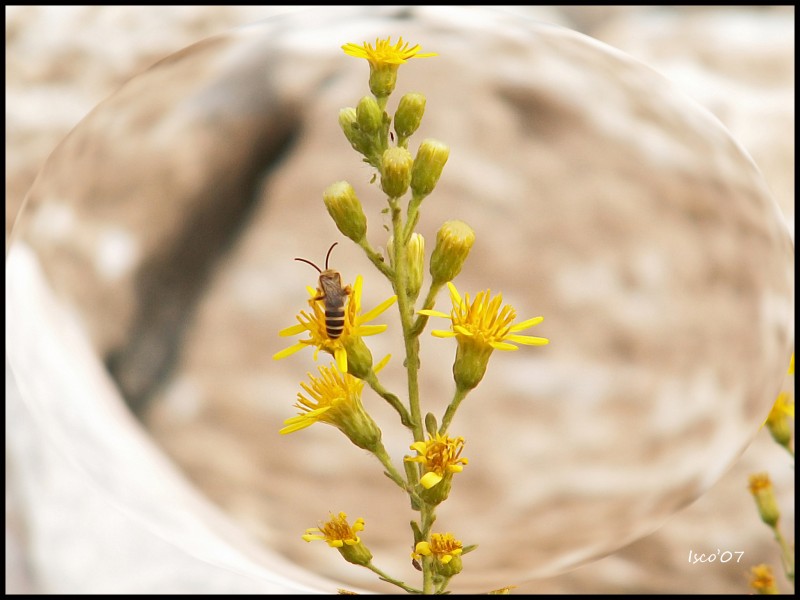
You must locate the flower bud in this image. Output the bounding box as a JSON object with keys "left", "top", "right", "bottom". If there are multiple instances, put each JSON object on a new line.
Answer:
{"left": 338, "top": 107, "right": 361, "bottom": 150}
{"left": 342, "top": 335, "right": 374, "bottom": 381}
{"left": 323, "top": 181, "right": 367, "bottom": 242}
{"left": 430, "top": 220, "right": 475, "bottom": 286}
{"left": 406, "top": 233, "right": 425, "bottom": 299}
{"left": 380, "top": 147, "right": 413, "bottom": 198}
{"left": 394, "top": 92, "right": 426, "bottom": 141}
{"left": 411, "top": 139, "right": 449, "bottom": 198}
{"left": 356, "top": 95, "right": 384, "bottom": 135}
{"left": 765, "top": 391, "right": 793, "bottom": 450}
{"left": 749, "top": 473, "right": 780, "bottom": 527}
{"left": 453, "top": 341, "right": 492, "bottom": 391}
{"left": 338, "top": 539, "right": 373, "bottom": 566}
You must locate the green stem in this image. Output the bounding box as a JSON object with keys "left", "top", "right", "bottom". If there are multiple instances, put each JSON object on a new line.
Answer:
{"left": 411, "top": 281, "right": 445, "bottom": 338}
{"left": 389, "top": 197, "right": 424, "bottom": 444}
{"left": 364, "top": 562, "right": 422, "bottom": 594}
{"left": 364, "top": 370, "right": 412, "bottom": 428}
{"left": 372, "top": 443, "right": 409, "bottom": 492}
{"left": 439, "top": 385, "right": 470, "bottom": 434}
{"left": 357, "top": 238, "right": 394, "bottom": 280}
{"left": 773, "top": 527, "right": 795, "bottom": 585}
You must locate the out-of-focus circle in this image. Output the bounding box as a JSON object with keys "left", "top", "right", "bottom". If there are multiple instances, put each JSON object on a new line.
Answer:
{"left": 7, "top": 6, "right": 794, "bottom": 594}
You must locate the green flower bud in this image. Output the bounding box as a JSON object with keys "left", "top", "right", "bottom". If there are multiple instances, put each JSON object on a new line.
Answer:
{"left": 430, "top": 220, "right": 475, "bottom": 286}
{"left": 388, "top": 233, "right": 425, "bottom": 300}
{"left": 453, "top": 340, "right": 492, "bottom": 391}
{"left": 394, "top": 92, "right": 426, "bottom": 141}
{"left": 356, "top": 95, "right": 383, "bottom": 135}
{"left": 342, "top": 335, "right": 374, "bottom": 381}
{"left": 411, "top": 139, "right": 449, "bottom": 198}
{"left": 338, "top": 107, "right": 361, "bottom": 150}
{"left": 407, "top": 233, "right": 425, "bottom": 299}
{"left": 380, "top": 146, "right": 413, "bottom": 198}
{"left": 749, "top": 473, "right": 780, "bottom": 527}
{"left": 338, "top": 540, "right": 373, "bottom": 566}
{"left": 323, "top": 181, "right": 367, "bottom": 242}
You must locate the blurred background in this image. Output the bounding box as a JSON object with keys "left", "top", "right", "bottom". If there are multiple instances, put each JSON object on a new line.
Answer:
{"left": 6, "top": 5, "right": 794, "bottom": 594}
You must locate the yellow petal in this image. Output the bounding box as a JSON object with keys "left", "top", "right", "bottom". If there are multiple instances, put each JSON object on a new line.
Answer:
{"left": 509, "top": 316, "right": 544, "bottom": 331}
{"left": 505, "top": 334, "right": 549, "bottom": 346}
{"left": 417, "top": 309, "right": 449, "bottom": 318}
{"left": 273, "top": 342, "right": 306, "bottom": 360}
{"left": 420, "top": 471, "right": 443, "bottom": 489}
{"left": 279, "top": 323, "right": 307, "bottom": 337}
{"left": 355, "top": 324, "right": 388, "bottom": 336}
{"left": 335, "top": 347, "right": 348, "bottom": 372}
{"left": 358, "top": 295, "right": 397, "bottom": 324}
{"left": 489, "top": 341, "right": 518, "bottom": 351}
{"left": 446, "top": 281, "right": 462, "bottom": 305}
{"left": 431, "top": 329, "right": 456, "bottom": 338}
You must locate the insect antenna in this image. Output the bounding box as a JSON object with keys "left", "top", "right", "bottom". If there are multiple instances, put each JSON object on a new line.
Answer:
{"left": 324, "top": 242, "right": 339, "bottom": 270}
{"left": 294, "top": 256, "right": 322, "bottom": 273}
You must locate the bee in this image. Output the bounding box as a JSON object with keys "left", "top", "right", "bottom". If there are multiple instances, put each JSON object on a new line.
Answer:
{"left": 295, "top": 242, "right": 352, "bottom": 340}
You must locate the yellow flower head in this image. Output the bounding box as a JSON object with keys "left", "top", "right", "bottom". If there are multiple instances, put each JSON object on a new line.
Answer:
{"left": 303, "top": 512, "right": 373, "bottom": 566}
{"left": 280, "top": 358, "right": 388, "bottom": 451}
{"left": 274, "top": 275, "right": 396, "bottom": 374}
{"left": 405, "top": 432, "right": 468, "bottom": 490}
{"left": 418, "top": 282, "right": 549, "bottom": 389}
{"left": 342, "top": 36, "right": 436, "bottom": 99}
{"left": 749, "top": 564, "right": 779, "bottom": 594}
{"left": 413, "top": 533, "right": 464, "bottom": 576}
{"left": 342, "top": 36, "right": 436, "bottom": 67}
{"left": 303, "top": 511, "right": 365, "bottom": 547}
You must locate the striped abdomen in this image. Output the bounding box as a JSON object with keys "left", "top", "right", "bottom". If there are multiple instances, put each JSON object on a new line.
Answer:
{"left": 325, "top": 302, "right": 346, "bottom": 339}
{"left": 317, "top": 270, "right": 350, "bottom": 340}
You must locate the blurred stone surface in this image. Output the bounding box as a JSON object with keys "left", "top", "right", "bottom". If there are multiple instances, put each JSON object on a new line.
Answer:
{"left": 6, "top": 5, "right": 794, "bottom": 595}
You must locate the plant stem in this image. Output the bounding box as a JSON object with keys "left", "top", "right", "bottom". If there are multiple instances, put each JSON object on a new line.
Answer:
{"left": 364, "top": 370, "right": 412, "bottom": 428}
{"left": 389, "top": 197, "right": 424, "bottom": 444}
{"left": 364, "top": 563, "right": 422, "bottom": 594}
{"left": 357, "top": 238, "right": 394, "bottom": 279}
{"left": 440, "top": 385, "right": 470, "bottom": 434}
{"left": 773, "top": 527, "right": 795, "bottom": 585}
{"left": 411, "top": 281, "right": 445, "bottom": 337}
{"left": 372, "top": 443, "right": 409, "bottom": 492}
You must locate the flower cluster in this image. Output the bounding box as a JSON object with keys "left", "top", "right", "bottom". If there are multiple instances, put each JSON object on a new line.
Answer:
{"left": 273, "top": 35, "right": 549, "bottom": 595}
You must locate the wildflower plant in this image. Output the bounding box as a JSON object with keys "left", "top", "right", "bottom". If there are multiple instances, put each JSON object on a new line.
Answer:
{"left": 274, "top": 36, "right": 549, "bottom": 594}
{"left": 748, "top": 355, "right": 795, "bottom": 594}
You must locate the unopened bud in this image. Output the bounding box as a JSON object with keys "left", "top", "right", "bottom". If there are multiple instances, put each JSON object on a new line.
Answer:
{"left": 323, "top": 181, "right": 367, "bottom": 242}
{"left": 430, "top": 220, "right": 475, "bottom": 285}
{"left": 394, "top": 92, "right": 426, "bottom": 142}
{"left": 411, "top": 139, "right": 449, "bottom": 198}
{"left": 749, "top": 473, "right": 780, "bottom": 527}
{"left": 380, "top": 147, "right": 413, "bottom": 198}
{"left": 338, "top": 107, "right": 361, "bottom": 150}
{"left": 356, "top": 95, "right": 384, "bottom": 135}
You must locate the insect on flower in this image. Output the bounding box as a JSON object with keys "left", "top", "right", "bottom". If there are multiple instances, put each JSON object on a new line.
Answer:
{"left": 295, "top": 243, "right": 352, "bottom": 340}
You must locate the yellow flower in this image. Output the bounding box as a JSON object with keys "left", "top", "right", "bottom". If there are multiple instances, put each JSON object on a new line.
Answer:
{"left": 303, "top": 512, "right": 373, "bottom": 566}
{"left": 405, "top": 433, "right": 467, "bottom": 505}
{"left": 342, "top": 36, "right": 436, "bottom": 100}
{"left": 342, "top": 36, "right": 436, "bottom": 66}
{"left": 418, "top": 282, "right": 549, "bottom": 389}
{"left": 749, "top": 564, "right": 779, "bottom": 594}
{"left": 274, "top": 275, "right": 396, "bottom": 374}
{"left": 413, "top": 533, "right": 464, "bottom": 577}
{"left": 280, "top": 358, "right": 389, "bottom": 451}
{"left": 405, "top": 432, "right": 468, "bottom": 489}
